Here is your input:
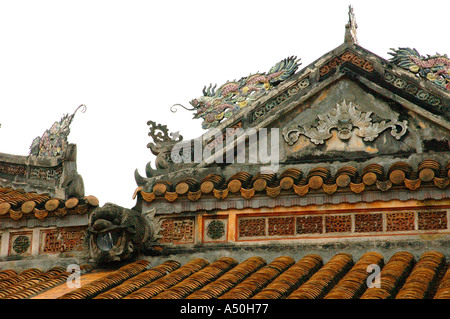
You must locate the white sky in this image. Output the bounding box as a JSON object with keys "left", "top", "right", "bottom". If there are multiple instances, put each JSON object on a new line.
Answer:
{"left": 0, "top": 0, "right": 449, "bottom": 209}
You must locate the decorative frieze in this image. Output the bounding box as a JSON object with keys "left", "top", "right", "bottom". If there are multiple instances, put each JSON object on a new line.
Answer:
{"left": 0, "top": 161, "right": 63, "bottom": 181}
{"left": 384, "top": 71, "right": 443, "bottom": 108}
{"left": 150, "top": 210, "right": 449, "bottom": 245}
{"left": 250, "top": 76, "right": 310, "bottom": 124}
{"left": 40, "top": 227, "right": 86, "bottom": 253}
{"left": 319, "top": 50, "right": 374, "bottom": 79}
{"left": 386, "top": 212, "right": 415, "bottom": 232}
{"left": 418, "top": 211, "right": 448, "bottom": 230}
{"left": 354, "top": 213, "right": 383, "bottom": 233}
{"left": 0, "top": 162, "right": 27, "bottom": 176}
{"left": 158, "top": 217, "right": 195, "bottom": 244}
{"left": 268, "top": 217, "right": 295, "bottom": 236}
{"left": 325, "top": 215, "right": 352, "bottom": 233}
{"left": 29, "top": 165, "right": 63, "bottom": 181}
{"left": 234, "top": 210, "right": 447, "bottom": 241}
{"left": 296, "top": 215, "right": 323, "bottom": 234}
{"left": 238, "top": 217, "right": 266, "bottom": 238}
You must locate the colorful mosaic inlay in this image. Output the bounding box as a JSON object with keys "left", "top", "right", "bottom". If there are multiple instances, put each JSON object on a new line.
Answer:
{"left": 185, "top": 56, "right": 300, "bottom": 129}
{"left": 389, "top": 47, "right": 450, "bottom": 90}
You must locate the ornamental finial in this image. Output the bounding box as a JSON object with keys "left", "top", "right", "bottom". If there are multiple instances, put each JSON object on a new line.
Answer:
{"left": 345, "top": 5, "right": 358, "bottom": 45}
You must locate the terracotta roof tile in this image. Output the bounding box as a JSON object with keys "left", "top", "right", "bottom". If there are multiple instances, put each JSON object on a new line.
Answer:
{"left": 1, "top": 251, "right": 448, "bottom": 299}
{"left": 0, "top": 265, "right": 93, "bottom": 299}
{"left": 0, "top": 186, "right": 99, "bottom": 220}
{"left": 137, "top": 160, "right": 450, "bottom": 203}
{"left": 434, "top": 265, "right": 450, "bottom": 299}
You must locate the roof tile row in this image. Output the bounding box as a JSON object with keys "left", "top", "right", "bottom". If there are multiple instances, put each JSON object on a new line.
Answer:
{"left": 0, "top": 186, "right": 99, "bottom": 220}
{"left": 138, "top": 160, "right": 450, "bottom": 203}
{"left": 1, "top": 251, "right": 448, "bottom": 299}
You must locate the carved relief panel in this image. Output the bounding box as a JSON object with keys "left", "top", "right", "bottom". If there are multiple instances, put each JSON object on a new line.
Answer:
{"left": 9, "top": 231, "right": 33, "bottom": 256}
{"left": 158, "top": 217, "right": 195, "bottom": 244}
{"left": 203, "top": 217, "right": 228, "bottom": 243}
{"left": 283, "top": 100, "right": 408, "bottom": 146}
{"left": 40, "top": 227, "right": 86, "bottom": 254}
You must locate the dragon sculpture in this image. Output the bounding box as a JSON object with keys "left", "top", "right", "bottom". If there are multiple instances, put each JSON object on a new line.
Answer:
{"left": 29, "top": 104, "right": 86, "bottom": 157}
{"left": 178, "top": 56, "right": 301, "bottom": 129}
{"left": 88, "top": 203, "right": 161, "bottom": 263}
{"left": 389, "top": 47, "right": 450, "bottom": 91}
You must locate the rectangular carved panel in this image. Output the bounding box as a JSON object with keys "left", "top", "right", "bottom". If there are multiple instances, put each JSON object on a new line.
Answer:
{"left": 354, "top": 213, "right": 383, "bottom": 233}
{"left": 325, "top": 215, "right": 352, "bottom": 233}
{"left": 386, "top": 212, "right": 415, "bottom": 232}
{"left": 418, "top": 211, "right": 447, "bottom": 230}
{"left": 159, "top": 218, "right": 195, "bottom": 244}
{"left": 41, "top": 227, "right": 86, "bottom": 254}
{"left": 29, "top": 165, "right": 63, "bottom": 181}
{"left": 268, "top": 217, "right": 295, "bottom": 236}
{"left": 0, "top": 162, "right": 27, "bottom": 176}
{"left": 238, "top": 217, "right": 266, "bottom": 238}
{"left": 296, "top": 216, "right": 323, "bottom": 234}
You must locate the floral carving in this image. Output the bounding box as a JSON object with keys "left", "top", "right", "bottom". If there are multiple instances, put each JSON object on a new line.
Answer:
{"left": 283, "top": 100, "right": 408, "bottom": 145}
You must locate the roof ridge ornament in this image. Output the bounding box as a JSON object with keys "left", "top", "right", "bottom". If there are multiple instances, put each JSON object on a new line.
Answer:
{"left": 388, "top": 47, "right": 450, "bottom": 91}
{"left": 344, "top": 5, "right": 359, "bottom": 45}
{"left": 29, "top": 104, "right": 86, "bottom": 157}
{"left": 183, "top": 56, "right": 301, "bottom": 130}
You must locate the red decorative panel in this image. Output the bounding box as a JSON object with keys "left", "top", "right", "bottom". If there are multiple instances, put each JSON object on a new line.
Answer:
{"left": 238, "top": 217, "right": 266, "bottom": 238}
{"left": 319, "top": 50, "right": 374, "bottom": 78}
{"left": 268, "top": 217, "right": 295, "bottom": 236}
{"left": 41, "top": 227, "right": 86, "bottom": 253}
{"left": 159, "top": 218, "right": 195, "bottom": 244}
{"left": 418, "top": 211, "right": 448, "bottom": 230}
{"left": 386, "top": 212, "right": 415, "bottom": 232}
{"left": 325, "top": 215, "right": 352, "bottom": 233}
{"left": 354, "top": 213, "right": 383, "bottom": 233}
{"left": 296, "top": 216, "right": 323, "bottom": 234}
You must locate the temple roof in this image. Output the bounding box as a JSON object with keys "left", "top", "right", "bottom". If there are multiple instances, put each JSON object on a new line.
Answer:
{"left": 137, "top": 41, "right": 450, "bottom": 195}
{"left": 1, "top": 250, "right": 448, "bottom": 299}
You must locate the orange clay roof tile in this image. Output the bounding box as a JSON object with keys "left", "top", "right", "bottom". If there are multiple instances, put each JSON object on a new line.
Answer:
{"left": 0, "top": 186, "right": 99, "bottom": 221}
{"left": 137, "top": 160, "right": 450, "bottom": 203}
{"left": 1, "top": 251, "right": 448, "bottom": 299}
